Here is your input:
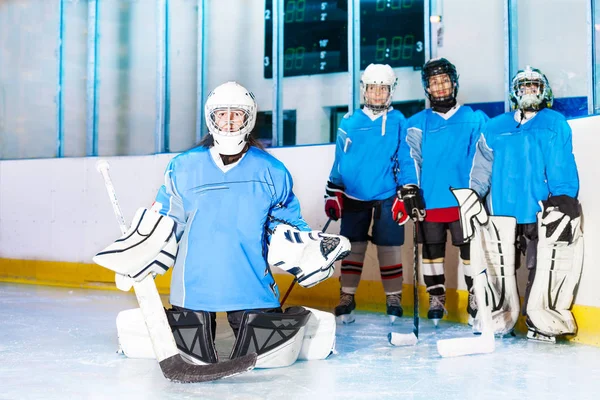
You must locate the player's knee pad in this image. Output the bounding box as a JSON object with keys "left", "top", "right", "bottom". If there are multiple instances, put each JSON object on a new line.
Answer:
{"left": 230, "top": 306, "right": 312, "bottom": 368}
{"left": 166, "top": 309, "right": 218, "bottom": 364}
{"left": 472, "top": 216, "right": 520, "bottom": 335}
{"left": 526, "top": 212, "right": 584, "bottom": 337}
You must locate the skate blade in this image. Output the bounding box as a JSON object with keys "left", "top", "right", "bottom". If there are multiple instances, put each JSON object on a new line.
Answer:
{"left": 431, "top": 318, "right": 441, "bottom": 327}
{"left": 336, "top": 313, "right": 355, "bottom": 324}
{"left": 388, "top": 315, "right": 398, "bottom": 325}
{"left": 527, "top": 330, "right": 556, "bottom": 343}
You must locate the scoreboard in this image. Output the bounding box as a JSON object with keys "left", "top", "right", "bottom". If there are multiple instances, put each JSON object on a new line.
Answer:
{"left": 264, "top": 0, "right": 425, "bottom": 78}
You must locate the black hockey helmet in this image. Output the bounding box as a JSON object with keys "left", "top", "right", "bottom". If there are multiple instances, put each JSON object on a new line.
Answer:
{"left": 421, "top": 58, "right": 459, "bottom": 110}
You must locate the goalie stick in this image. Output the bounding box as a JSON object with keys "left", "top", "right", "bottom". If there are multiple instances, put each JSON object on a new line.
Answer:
{"left": 388, "top": 220, "right": 419, "bottom": 347}
{"left": 96, "top": 160, "right": 257, "bottom": 383}
{"left": 435, "top": 188, "right": 495, "bottom": 358}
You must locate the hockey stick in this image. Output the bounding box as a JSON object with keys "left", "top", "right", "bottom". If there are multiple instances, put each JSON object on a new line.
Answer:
{"left": 96, "top": 160, "right": 257, "bottom": 383}
{"left": 280, "top": 218, "right": 333, "bottom": 307}
{"left": 388, "top": 220, "right": 419, "bottom": 346}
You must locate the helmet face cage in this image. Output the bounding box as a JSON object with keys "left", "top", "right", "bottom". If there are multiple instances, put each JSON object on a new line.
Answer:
{"left": 510, "top": 67, "right": 553, "bottom": 111}
{"left": 360, "top": 64, "right": 398, "bottom": 112}
{"left": 362, "top": 84, "right": 393, "bottom": 112}
{"left": 207, "top": 105, "right": 253, "bottom": 137}
{"left": 421, "top": 58, "right": 459, "bottom": 106}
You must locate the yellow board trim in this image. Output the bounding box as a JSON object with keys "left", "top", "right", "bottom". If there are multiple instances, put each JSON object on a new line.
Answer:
{"left": 1, "top": 258, "right": 598, "bottom": 347}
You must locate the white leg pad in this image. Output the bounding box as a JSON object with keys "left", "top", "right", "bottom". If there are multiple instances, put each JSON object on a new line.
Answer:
{"left": 116, "top": 308, "right": 155, "bottom": 359}
{"left": 526, "top": 215, "right": 584, "bottom": 337}
{"left": 477, "top": 216, "right": 520, "bottom": 335}
{"left": 298, "top": 307, "right": 336, "bottom": 360}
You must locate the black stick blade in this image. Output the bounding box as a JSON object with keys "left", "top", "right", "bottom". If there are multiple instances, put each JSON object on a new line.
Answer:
{"left": 158, "top": 353, "right": 257, "bottom": 383}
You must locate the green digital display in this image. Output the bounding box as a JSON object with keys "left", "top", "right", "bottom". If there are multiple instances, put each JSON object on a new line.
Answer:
{"left": 264, "top": 0, "right": 425, "bottom": 78}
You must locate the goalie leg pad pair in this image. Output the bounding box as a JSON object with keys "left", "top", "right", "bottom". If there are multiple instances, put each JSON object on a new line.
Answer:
{"left": 268, "top": 224, "right": 351, "bottom": 288}
{"left": 526, "top": 212, "right": 584, "bottom": 337}
{"left": 116, "top": 306, "right": 336, "bottom": 368}
{"left": 93, "top": 208, "right": 178, "bottom": 284}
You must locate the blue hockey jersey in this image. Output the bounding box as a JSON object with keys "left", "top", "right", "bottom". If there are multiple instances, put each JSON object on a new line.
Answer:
{"left": 154, "top": 146, "right": 310, "bottom": 312}
{"left": 470, "top": 108, "right": 579, "bottom": 224}
{"left": 328, "top": 108, "right": 406, "bottom": 201}
{"left": 398, "top": 106, "right": 488, "bottom": 211}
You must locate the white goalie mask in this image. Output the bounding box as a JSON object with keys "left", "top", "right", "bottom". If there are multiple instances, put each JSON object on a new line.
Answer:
{"left": 510, "top": 66, "right": 553, "bottom": 112}
{"left": 360, "top": 64, "right": 397, "bottom": 113}
{"left": 204, "top": 82, "right": 257, "bottom": 155}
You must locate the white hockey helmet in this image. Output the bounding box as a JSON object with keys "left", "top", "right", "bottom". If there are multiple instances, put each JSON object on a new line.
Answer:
{"left": 360, "top": 64, "right": 397, "bottom": 112}
{"left": 204, "top": 81, "right": 257, "bottom": 155}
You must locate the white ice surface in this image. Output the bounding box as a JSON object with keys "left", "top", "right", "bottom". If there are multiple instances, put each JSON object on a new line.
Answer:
{"left": 1, "top": 283, "right": 599, "bottom": 400}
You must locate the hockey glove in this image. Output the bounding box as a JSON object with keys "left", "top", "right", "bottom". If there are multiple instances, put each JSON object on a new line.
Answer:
{"left": 268, "top": 224, "right": 351, "bottom": 288}
{"left": 391, "top": 196, "right": 409, "bottom": 225}
{"left": 540, "top": 195, "right": 581, "bottom": 244}
{"left": 397, "top": 184, "right": 426, "bottom": 222}
{"left": 324, "top": 181, "right": 345, "bottom": 221}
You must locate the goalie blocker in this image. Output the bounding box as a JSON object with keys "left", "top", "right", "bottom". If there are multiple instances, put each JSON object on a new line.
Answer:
{"left": 116, "top": 306, "right": 336, "bottom": 368}
{"left": 93, "top": 207, "right": 178, "bottom": 283}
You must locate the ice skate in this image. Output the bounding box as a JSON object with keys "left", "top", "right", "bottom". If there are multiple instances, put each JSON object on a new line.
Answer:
{"left": 386, "top": 293, "right": 403, "bottom": 324}
{"left": 428, "top": 293, "right": 447, "bottom": 327}
{"left": 334, "top": 292, "right": 356, "bottom": 324}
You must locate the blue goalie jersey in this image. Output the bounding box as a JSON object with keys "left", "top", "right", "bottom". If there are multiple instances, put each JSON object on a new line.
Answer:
{"left": 470, "top": 108, "right": 579, "bottom": 224}
{"left": 154, "top": 146, "right": 310, "bottom": 312}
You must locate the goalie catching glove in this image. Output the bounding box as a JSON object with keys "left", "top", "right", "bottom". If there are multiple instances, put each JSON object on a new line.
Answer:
{"left": 93, "top": 208, "right": 178, "bottom": 281}
{"left": 268, "top": 224, "right": 351, "bottom": 288}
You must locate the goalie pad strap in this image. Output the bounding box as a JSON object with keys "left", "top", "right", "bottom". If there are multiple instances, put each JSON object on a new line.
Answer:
{"left": 230, "top": 306, "right": 311, "bottom": 368}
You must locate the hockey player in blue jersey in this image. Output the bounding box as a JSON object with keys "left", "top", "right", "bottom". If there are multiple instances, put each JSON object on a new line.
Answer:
{"left": 466, "top": 66, "right": 582, "bottom": 341}
{"left": 391, "top": 58, "right": 488, "bottom": 326}
{"left": 95, "top": 82, "right": 350, "bottom": 367}
{"left": 325, "top": 64, "right": 406, "bottom": 324}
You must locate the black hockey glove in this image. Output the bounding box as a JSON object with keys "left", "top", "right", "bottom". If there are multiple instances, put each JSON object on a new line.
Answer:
{"left": 399, "top": 184, "right": 426, "bottom": 222}
{"left": 542, "top": 195, "right": 580, "bottom": 219}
